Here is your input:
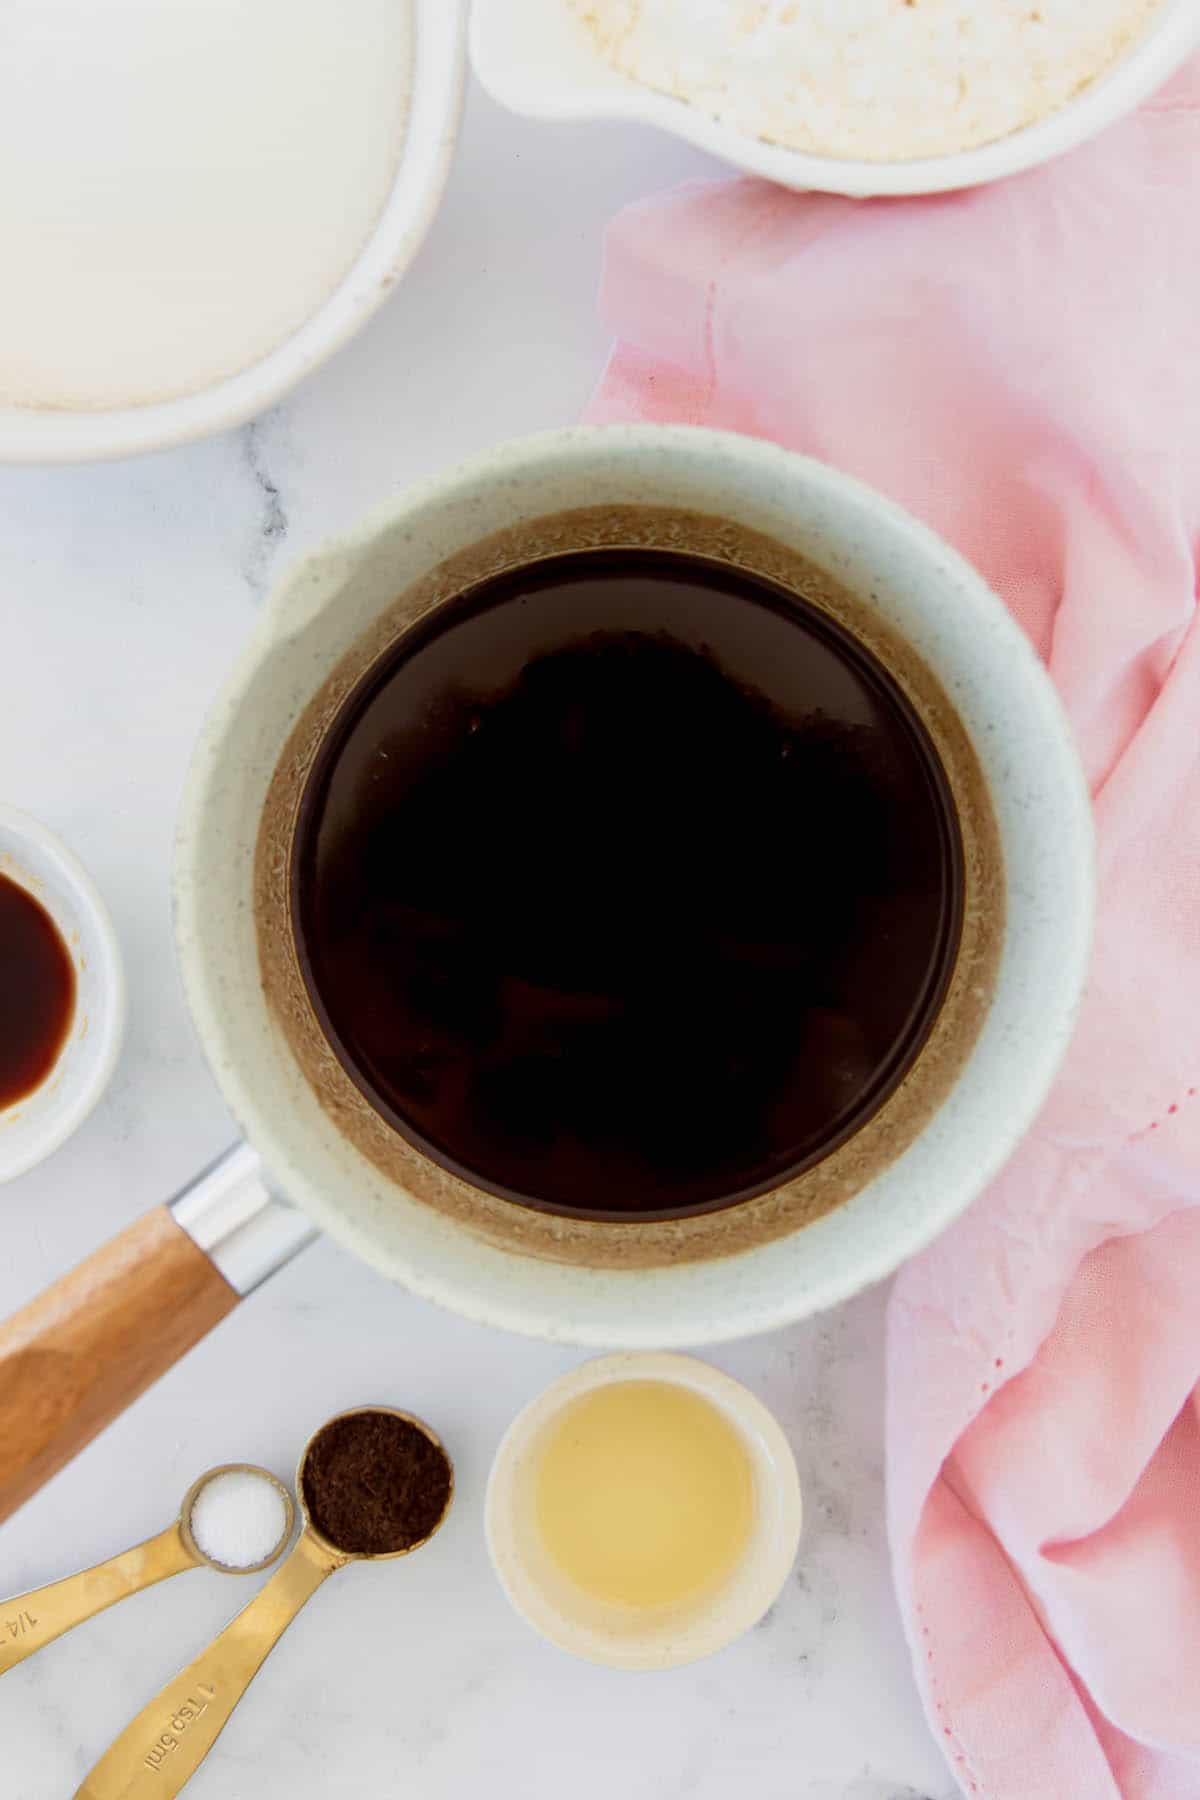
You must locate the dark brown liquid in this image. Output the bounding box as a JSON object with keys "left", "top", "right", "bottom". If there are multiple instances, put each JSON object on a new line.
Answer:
{"left": 293, "top": 550, "right": 962, "bottom": 1220}
{"left": 0, "top": 872, "right": 76, "bottom": 1107}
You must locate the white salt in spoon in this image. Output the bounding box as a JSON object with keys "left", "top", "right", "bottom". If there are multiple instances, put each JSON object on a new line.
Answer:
{"left": 0, "top": 1463, "right": 294, "bottom": 1678}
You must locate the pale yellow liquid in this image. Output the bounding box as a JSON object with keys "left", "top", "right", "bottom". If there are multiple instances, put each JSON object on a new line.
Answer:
{"left": 533, "top": 1381, "right": 756, "bottom": 1610}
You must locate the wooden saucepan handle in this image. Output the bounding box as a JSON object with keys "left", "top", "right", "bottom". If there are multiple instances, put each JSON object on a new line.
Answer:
{"left": 0, "top": 1207, "right": 238, "bottom": 1528}
{"left": 0, "top": 1143, "right": 319, "bottom": 1528}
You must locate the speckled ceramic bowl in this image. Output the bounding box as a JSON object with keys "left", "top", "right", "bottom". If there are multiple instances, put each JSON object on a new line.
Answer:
{"left": 175, "top": 425, "right": 1093, "bottom": 1345}
{"left": 486, "top": 1354, "right": 802, "bottom": 1668}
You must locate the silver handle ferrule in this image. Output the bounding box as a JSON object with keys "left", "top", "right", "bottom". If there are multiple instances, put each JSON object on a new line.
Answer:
{"left": 169, "top": 1143, "right": 317, "bottom": 1297}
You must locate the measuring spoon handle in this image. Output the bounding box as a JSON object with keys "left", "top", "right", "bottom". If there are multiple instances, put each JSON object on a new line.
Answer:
{"left": 0, "top": 1525, "right": 192, "bottom": 1677}
{"left": 75, "top": 1531, "right": 341, "bottom": 1799}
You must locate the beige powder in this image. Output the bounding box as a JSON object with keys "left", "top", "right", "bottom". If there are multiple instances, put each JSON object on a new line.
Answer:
{"left": 572, "top": 0, "right": 1165, "bottom": 161}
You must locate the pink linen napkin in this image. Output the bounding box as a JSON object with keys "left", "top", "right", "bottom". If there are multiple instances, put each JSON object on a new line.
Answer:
{"left": 586, "top": 66, "right": 1200, "bottom": 1800}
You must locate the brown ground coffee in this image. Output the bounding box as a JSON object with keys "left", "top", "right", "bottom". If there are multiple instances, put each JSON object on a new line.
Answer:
{"left": 301, "top": 1410, "right": 452, "bottom": 1556}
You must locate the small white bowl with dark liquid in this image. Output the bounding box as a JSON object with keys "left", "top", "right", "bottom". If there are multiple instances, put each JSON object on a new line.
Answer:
{"left": 172, "top": 426, "right": 1094, "bottom": 1344}
{"left": 0, "top": 809, "right": 125, "bottom": 1181}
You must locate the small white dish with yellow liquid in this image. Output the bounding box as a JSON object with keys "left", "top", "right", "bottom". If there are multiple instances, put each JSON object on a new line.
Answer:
{"left": 486, "top": 1353, "right": 802, "bottom": 1669}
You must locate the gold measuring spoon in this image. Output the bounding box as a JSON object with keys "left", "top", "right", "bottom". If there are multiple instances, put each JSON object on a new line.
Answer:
{"left": 0, "top": 1464, "right": 293, "bottom": 1679}
{"left": 75, "top": 1406, "right": 453, "bottom": 1800}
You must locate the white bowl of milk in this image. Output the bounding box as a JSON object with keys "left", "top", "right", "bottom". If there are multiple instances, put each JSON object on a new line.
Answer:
{"left": 0, "top": 0, "right": 466, "bottom": 463}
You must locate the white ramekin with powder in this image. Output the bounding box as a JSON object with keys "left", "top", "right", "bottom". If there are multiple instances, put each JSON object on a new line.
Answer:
{"left": 570, "top": 0, "right": 1166, "bottom": 161}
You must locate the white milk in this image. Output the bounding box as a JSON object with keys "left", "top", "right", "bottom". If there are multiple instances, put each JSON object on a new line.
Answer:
{"left": 0, "top": 0, "right": 413, "bottom": 409}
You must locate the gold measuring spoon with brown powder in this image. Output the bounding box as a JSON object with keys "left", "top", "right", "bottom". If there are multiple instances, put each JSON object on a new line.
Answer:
{"left": 75, "top": 1407, "right": 453, "bottom": 1800}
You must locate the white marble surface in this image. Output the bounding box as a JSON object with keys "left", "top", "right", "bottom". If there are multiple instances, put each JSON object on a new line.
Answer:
{"left": 0, "top": 83, "right": 954, "bottom": 1800}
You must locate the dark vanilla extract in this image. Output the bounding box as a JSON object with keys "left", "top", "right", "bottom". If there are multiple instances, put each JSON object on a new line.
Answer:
{"left": 0, "top": 873, "right": 75, "bottom": 1108}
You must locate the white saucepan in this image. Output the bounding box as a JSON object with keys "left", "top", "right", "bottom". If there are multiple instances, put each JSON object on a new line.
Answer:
{"left": 0, "top": 427, "right": 1093, "bottom": 1524}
